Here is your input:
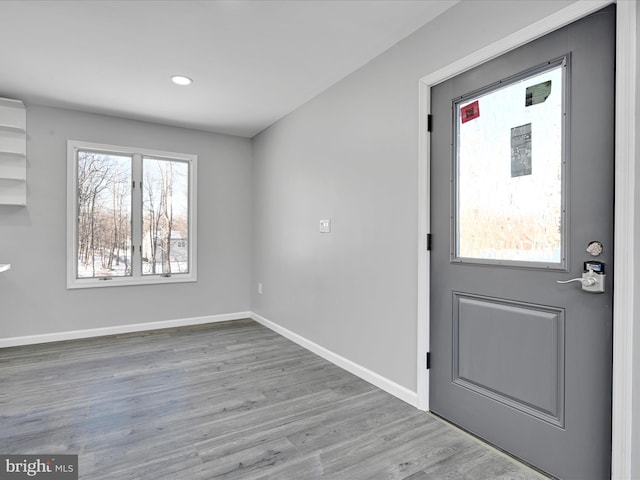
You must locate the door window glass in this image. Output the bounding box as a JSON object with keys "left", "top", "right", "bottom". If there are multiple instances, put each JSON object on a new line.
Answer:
{"left": 454, "top": 59, "right": 566, "bottom": 267}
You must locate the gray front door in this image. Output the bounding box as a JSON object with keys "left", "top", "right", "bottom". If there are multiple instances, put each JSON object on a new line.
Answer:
{"left": 429, "top": 6, "right": 614, "bottom": 480}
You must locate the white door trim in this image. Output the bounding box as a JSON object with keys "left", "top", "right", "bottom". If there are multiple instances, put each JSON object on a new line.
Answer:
{"left": 611, "top": 2, "right": 636, "bottom": 479}
{"left": 417, "top": 1, "right": 635, "bottom": 478}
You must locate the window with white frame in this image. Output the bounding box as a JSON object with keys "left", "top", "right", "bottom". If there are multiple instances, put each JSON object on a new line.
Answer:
{"left": 67, "top": 140, "right": 197, "bottom": 288}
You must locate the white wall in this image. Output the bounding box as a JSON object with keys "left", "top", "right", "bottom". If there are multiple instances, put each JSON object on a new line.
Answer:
{"left": 251, "top": 0, "right": 576, "bottom": 392}
{"left": 0, "top": 105, "right": 252, "bottom": 339}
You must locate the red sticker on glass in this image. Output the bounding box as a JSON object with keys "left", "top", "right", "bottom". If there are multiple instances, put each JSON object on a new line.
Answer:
{"left": 460, "top": 100, "right": 480, "bottom": 123}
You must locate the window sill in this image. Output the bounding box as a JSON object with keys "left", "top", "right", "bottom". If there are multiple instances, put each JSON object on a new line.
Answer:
{"left": 67, "top": 273, "right": 197, "bottom": 289}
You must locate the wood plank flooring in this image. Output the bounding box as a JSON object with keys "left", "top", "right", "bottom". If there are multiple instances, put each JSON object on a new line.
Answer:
{"left": 0, "top": 319, "right": 547, "bottom": 479}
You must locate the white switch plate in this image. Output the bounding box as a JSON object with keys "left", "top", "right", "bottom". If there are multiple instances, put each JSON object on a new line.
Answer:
{"left": 319, "top": 219, "right": 331, "bottom": 233}
{"left": 258, "top": 282, "right": 263, "bottom": 294}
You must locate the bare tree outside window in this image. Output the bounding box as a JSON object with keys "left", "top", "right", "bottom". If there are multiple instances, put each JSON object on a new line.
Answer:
{"left": 142, "top": 157, "right": 189, "bottom": 275}
{"left": 76, "top": 151, "right": 132, "bottom": 278}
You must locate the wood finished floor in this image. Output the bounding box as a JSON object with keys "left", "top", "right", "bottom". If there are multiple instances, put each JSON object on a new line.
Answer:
{"left": 0, "top": 319, "right": 547, "bottom": 479}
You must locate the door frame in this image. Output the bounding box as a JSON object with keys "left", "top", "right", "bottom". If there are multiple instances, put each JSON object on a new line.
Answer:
{"left": 416, "top": 0, "right": 636, "bottom": 478}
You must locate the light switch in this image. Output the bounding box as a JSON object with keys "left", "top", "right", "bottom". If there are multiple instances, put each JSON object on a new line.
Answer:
{"left": 319, "top": 219, "right": 331, "bottom": 233}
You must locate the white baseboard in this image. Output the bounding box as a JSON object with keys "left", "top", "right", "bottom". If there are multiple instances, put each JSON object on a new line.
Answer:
{"left": 1, "top": 310, "right": 419, "bottom": 409}
{"left": 250, "top": 312, "right": 419, "bottom": 408}
{"left": 0, "top": 311, "right": 252, "bottom": 349}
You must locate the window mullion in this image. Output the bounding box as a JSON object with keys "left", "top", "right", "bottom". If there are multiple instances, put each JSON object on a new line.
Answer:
{"left": 131, "top": 154, "right": 143, "bottom": 278}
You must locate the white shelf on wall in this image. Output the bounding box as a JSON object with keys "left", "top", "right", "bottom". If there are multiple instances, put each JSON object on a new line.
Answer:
{"left": 0, "top": 97, "right": 26, "bottom": 206}
{"left": 0, "top": 125, "right": 25, "bottom": 134}
{"left": 0, "top": 264, "right": 10, "bottom": 273}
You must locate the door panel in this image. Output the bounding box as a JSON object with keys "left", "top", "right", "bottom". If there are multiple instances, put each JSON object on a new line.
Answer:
{"left": 453, "top": 293, "right": 565, "bottom": 426}
{"left": 429, "top": 6, "right": 614, "bottom": 480}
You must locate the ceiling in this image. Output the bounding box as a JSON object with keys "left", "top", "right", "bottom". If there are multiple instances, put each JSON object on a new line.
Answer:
{"left": 0, "top": 0, "right": 458, "bottom": 138}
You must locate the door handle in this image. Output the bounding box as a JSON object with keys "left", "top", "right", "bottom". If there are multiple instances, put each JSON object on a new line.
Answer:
{"left": 556, "top": 277, "right": 597, "bottom": 286}
{"left": 557, "top": 270, "right": 604, "bottom": 293}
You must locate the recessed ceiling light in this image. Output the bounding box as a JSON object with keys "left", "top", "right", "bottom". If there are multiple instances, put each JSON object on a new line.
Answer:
{"left": 171, "top": 75, "right": 193, "bottom": 86}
